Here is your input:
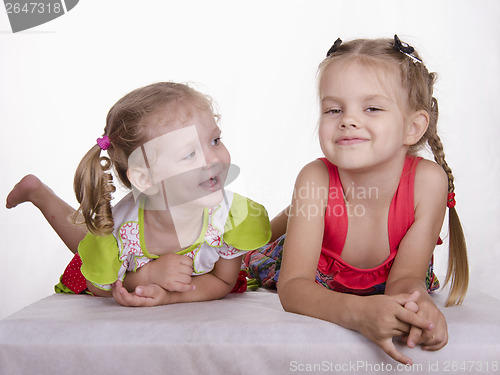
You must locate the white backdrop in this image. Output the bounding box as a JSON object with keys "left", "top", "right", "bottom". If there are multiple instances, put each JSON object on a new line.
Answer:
{"left": 1, "top": 0, "right": 498, "bottom": 319}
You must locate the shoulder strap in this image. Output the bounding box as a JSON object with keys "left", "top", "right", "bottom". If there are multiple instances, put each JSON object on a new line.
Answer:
{"left": 318, "top": 158, "right": 348, "bottom": 255}
{"left": 388, "top": 155, "right": 422, "bottom": 252}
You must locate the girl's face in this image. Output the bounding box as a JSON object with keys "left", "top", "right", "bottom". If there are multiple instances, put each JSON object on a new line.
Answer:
{"left": 130, "top": 105, "right": 231, "bottom": 209}
{"left": 318, "top": 59, "right": 412, "bottom": 173}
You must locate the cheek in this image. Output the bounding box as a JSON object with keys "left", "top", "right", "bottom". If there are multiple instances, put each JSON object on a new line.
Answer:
{"left": 150, "top": 161, "right": 177, "bottom": 183}
{"left": 318, "top": 123, "right": 332, "bottom": 144}
{"left": 221, "top": 145, "right": 231, "bottom": 164}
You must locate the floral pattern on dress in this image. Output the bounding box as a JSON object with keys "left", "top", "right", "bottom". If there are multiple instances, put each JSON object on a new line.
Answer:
{"left": 119, "top": 221, "right": 153, "bottom": 272}
{"left": 219, "top": 244, "right": 240, "bottom": 257}
{"left": 205, "top": 223, "right": 222, "bottom": 247}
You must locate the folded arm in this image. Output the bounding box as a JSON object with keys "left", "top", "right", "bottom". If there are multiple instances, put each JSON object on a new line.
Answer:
{"left": 385, "top": 159, "right": 449, "bottom": 350}
{"left": 114, "top": 255, "right": 242, "bottom": 306}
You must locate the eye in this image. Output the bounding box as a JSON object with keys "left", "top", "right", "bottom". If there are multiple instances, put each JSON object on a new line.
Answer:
{"left": 211, "top": 137, "right": 221, "bottom": 146}
{"left": 324, "top": 108, "right": 342, "bottom": 115}
{"left": 183, "top": 151, "right": 196, "bottom": 160}
{"left": 366, "top": 106, "right": 382, "bottom": 112}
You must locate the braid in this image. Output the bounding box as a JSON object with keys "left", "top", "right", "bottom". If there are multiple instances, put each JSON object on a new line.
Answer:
{"left": 426, "top": 99, "right": 454, "bottom": 193}
{"left": 426, "top": 99, "right": 468, "bottom": 306}
{"left": 428, "top": 137, "right": 454, "bottom": 193}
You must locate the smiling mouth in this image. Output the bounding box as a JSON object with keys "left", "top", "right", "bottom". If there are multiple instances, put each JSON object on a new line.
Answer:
{"left": 336, "top": 137, "right": 368, "bottom": 145}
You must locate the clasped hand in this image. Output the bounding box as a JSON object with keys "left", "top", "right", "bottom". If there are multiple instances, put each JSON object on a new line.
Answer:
{"left": 402, "top": 293, "right": 448, "bottom": 352}
{"left": 112, "top": 254, "right": 195, "bottom": 307}
{"left": 357, "top": 291, "right": 447, "bottom": 365}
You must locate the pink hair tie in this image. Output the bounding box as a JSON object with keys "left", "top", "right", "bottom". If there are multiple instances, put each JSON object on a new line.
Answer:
{"left": 447, "top": 192, "right": 456, "bottom": 208}
{"left": 96, "top": 135, "right": 110, "bottom": 150}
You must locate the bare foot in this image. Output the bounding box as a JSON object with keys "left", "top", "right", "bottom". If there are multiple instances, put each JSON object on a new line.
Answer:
{"left": 6, "top": 174, "right": 45, "bottom": 208}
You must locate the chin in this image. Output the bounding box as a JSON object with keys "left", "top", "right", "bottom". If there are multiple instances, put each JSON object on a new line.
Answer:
{"left": 193, "top": 189, "right": 224, "bottom": 209}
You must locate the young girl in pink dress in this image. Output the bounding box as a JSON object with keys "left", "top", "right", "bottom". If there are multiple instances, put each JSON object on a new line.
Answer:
{"left": 246, "top": 35, "right": 468, "bottom": 365}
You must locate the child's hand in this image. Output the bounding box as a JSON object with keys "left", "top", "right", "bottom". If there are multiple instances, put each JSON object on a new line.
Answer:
{"left": 112, "top": 280, "right": 170, "bottom": 307}
{"left": 404, "top": 300, "right": 419, "bottom": 313}
{"left": 355, "top": 291, "right": 433, "bottom": 365}
{"left": 404, "top": 297, "right": 448, "bottom": 351}
{"left": 147, "top": 253, "right": 195, "bottom": 292}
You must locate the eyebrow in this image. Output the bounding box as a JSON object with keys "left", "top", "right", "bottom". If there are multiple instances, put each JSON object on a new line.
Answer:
{"left": 364, "top": 95, "right": 392, "bottom": 102}
{"left": 211, "top": 126, "right": 222, "bottom": 137}
{"left": 321, "top": 94, "right": 392, "bottom": 103}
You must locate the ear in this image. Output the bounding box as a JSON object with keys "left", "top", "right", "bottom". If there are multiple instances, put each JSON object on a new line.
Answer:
{"left": 127, "top": 167, "right": 159, "bottom": 195}
{"left": 404, "top": 110, "right": 429, "bottom": 146}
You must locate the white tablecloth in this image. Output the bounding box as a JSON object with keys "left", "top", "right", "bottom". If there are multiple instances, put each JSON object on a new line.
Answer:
{"left": 1, "top": 288, "right": 499, "bottom": 374}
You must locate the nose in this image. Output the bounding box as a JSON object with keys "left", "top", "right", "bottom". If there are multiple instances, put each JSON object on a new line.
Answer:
{"left": 339, "top": 109, "right": 359, "bottom": 129}
{"left": 340, "top": 122, "right": 357, "bottom": 129}
{"left": 201, "top": 146, "right": 222, "bottom": 169}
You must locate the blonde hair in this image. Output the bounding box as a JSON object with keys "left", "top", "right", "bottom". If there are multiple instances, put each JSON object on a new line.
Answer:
{"left": 318, "top": 37, "right": 468, "bottom": 306}
{"left": 73, "top": 82, "right": 218, "bottom": 236}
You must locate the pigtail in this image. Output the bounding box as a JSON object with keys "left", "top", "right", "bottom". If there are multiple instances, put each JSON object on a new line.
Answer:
{"left": 426, "top": 98, "right": 469, "bottom": 306}
{"left": 72, "top": 144, "right": 116, "bottom": 236}
{"left": 445, "top": 206, "right": 468, "bottom": 305}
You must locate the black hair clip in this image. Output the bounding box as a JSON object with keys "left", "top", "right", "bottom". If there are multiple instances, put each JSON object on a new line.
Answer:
{"left": 393, "top": 34, "right": 422, "bottom": 64}
{"left": 326, "top": 38, "right": 342, "bottom": 57}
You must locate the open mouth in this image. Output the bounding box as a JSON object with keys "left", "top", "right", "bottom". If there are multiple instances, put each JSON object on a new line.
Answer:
{"left": 200, "top": 174, "right": 222, "bottom": 191}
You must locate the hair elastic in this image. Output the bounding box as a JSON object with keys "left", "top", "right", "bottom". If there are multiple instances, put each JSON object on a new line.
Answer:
{"left": 326, "top": 38, "right": 342, "bottom": 57}
{"left": 96, "top": 135, "right": 110, "bottom": 150}
{"left": 447, "top": 192, "right": 456, "bottom": 208}
{"left": 393, "top": 34, "right": 422, "bottom": 64}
